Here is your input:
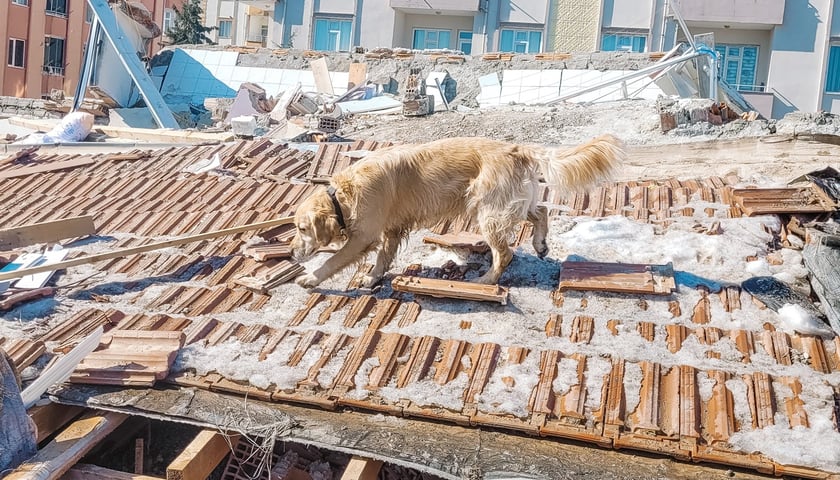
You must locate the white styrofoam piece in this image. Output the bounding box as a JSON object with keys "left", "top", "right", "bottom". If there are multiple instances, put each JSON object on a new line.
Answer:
{"left": 476, "top": 73, "right": 502, "bottom": 107}
{"left": 336, "top": 96, "right": 403, "bottom": 114}
{"left": 0, "top": 252, "right": 46, "bottom": 293}
{"left": 15, "top": 247, "right": 68, "bottom": 289}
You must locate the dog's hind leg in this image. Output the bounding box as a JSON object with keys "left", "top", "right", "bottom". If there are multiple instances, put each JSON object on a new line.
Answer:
{"left": 362, "top": 230, "right": 401, "bottom": 288}
{"left": 296, "top": 236, "right": 376, "bottom": 288}
{"left": 475, "top": 214, "right": 515, "bottom": 285}
{"left": 527, "top": 205, "right": 549, "bottom": 258}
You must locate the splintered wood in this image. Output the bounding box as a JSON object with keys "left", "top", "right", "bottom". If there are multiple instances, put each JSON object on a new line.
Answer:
{"left": 390, "top": 275, "right": 509, "bottom": 304}
{"left": 557, "top": 261, "right": 677, "bottom": 295}
{"left": 731, "top": 184, "right": 837, "bottom": 216}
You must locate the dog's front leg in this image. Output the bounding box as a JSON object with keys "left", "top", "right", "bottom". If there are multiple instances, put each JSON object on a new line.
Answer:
{"left": 362, "top": 231, "right": 401, "bottom": 288}
{"left": 296, "top": 236, "right": 374, "bottom": 288}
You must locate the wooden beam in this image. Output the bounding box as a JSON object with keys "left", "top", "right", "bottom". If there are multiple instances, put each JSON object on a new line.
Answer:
{"left": 5, "top": 410, "right": 129, "bottom": 480}
{"left": 165, "top": 430, "right": 238, "bottom": 480}
{"left": 62, "top": 463, "right": 163, "bottom": 480}
{"left": 0, "top": 216, "right": 96, "bottom": 251}
{"left": 339, "top": 456, "right": 383, "bottom": 480}
{"left": 0, "top": 216, "right": 295, "bottom": 282}
{"left": 27, "top": 403, "right": 86, "bottom": 443}
{"left": 390, "top": 275, "right": 509, "bottom": 305}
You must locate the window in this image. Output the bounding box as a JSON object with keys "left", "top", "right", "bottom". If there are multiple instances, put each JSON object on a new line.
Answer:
{"left": 260, "top": 24, "right": 269, "bottom": 41}
{"left": 218, "top": 19, "right": 232, "bottom": 38}
{"left": 313, "top": 18, "right": 351, "bottom": 51}
{"left": 85, "top": 4, "right": 93, "bottom": 22}
{"left": 714, "top": 44, "right": 759, "bottom": 92}
{"left": 43, "top": 37, "right": 65, "bottom": 76}
{"left": 163, "top": 9, "right": 174, "bottom": 34}
{"left": 827, "top": 45, "right": 840, "bottom": 93}
{"left": 12, "top": 0, "right": 28, "bottom": 6}
{"left": 8, "top": 39, "right": 25, "bottom": 68}
{"left": 412, "top": 29, "right": 451, "bottom": 50}
{"left": 499, "top": 28, "right": 542, "bottom": 53}
{"left": 601, "top": 34, "right": 646, "bottom": 53}
{"left": 458, "top": 31, "right": 472, "bottom": 55}
{"left": 45, "top": 0, "right": 67, "bottom": 16}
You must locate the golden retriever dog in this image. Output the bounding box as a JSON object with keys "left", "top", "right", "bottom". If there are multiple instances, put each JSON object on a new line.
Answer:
{"left": 291, "top": 135, "right": 625, "bottom": 288}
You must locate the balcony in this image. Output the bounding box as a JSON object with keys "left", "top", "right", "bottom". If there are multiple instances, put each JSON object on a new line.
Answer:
{"left": 42, "top": 65, "right": 65, "bottom": 76}
{"left": 237, "top": 0, "right": 273, "bottom": 12}
{"left": 674, "top": 0, "right": 785, "bottom": 29}
{"left": 390, "top": 0, "right": 480, "bottom": 16}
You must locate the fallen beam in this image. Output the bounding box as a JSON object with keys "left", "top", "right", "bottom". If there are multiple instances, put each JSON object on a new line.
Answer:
{"left": 557, "top": 261, "right": 677, "bottom": 295}
{"left": 0, "top": 216, "right": 96, "bottom": 251}
{"left": 5, "top": 410, "right": 129, "bottom": 480}
{"left": 165, "top": 430, "right": 239, "bottom": 480}
{"left": 27, "top": 403, "right": 85, "bottom": 443}
{"left": 0, "top": 217, "right": 295, "bottom": 283}
{"left": 390, "top": 275, "right": 509, "bottom": 305}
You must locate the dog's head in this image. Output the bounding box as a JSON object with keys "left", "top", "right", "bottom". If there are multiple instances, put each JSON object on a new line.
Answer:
{"left": 291, "top": 188, "right": 344, "bottom": 262}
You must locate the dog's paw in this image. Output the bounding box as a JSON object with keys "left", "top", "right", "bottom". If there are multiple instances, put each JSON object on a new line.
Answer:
{"left": 295, "top": 273, "right": 320, "bottom": 288}
{"left": 361, "top": 274, "right": 382, "bottom": 288}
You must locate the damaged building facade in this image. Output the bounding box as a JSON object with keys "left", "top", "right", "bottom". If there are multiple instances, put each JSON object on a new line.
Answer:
{"left": 196, "top": 0, "right": 840, "bottom": 119}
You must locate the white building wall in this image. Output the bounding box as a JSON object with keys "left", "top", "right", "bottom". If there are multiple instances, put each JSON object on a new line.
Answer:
{"left": 359, "top": 4, "right": 399, "bottom": 49}
{"left": 499, "top": 0, "right": 548, "bottom": 24}
{"left": 317, "top": 0, "right": 354, "bottom": 15}
{"left": 767, "top": 0, "right": 832, "bottom": 117}
{"left": 603, "top": 0, "right": 653, "bottom": 28}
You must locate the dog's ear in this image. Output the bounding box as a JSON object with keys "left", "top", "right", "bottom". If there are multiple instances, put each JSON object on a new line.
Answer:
{"left": 311, "top": 213, "right": 340, "bottom": 246}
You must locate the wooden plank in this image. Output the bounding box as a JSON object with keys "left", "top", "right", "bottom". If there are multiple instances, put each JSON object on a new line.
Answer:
{"left": 0, "top": 157, "right": 96, "bottom": 179}
{"left": 0, "top": 216, "right": 95, "bottom": 250}
{"left": 422, "top": 232, "right": 489, "bottom": 253}
{"left": 557, "top": 261, "right": 676, "bottom": 295}
{"left": 6, "top": 410, "right": 129, "bottom": 480}
{"left": 62, "top": 463, "right": 163, "bottom": 479}
{"left": 28, "top": 403, "right": 86, "bottom": 443}
{"left": 348, "top": 63, "right": 367, "bottom": 89}
{"left": 0, "top": 217, "right": 295, "bottom": 282}
{"left": 339, "top": 456, "right": 383, "bottom": 480}
{"left": 390, "top": 275, "right": 509, "bottom": 305}
{"left": 731, "top": 185, "right": 837, "bottom": 216}
{"left": 165, "top": 430, "right": 238, "bottom": 480}
{"left": 310, "top": 57, "right": 334, "bottom": 95}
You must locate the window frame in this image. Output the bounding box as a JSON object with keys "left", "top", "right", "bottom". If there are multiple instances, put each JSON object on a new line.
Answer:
{"left": 218, "top": 19, "right": 233, "bottom": 39}
{"left": 458, "top": 30, "right": 472, "bottom": 54}
{"left": 11, "top": 0, "right": 29, "bottom": 7}
{"left": 411, "top": 28, "right": 452, "bottom": 50}
{"left": 45, "top": 0, "right": 67, "bottom": 17}
{"left": 312, "top": 16, "right": 352, "bottom": 52}
{"left": 42, "top": 36, "right": 66, "bottom": 76}
{"left": 498, "top": 27, "right": 542, "bottom": 54}
{"left": 163, "top": 9, "right": 174, "bottom": 35}
{"left": 8, "top": 38, "right": 25, "bottom": 68}
{"left": 714, "top": 43, "right": 760, "bottom": 92}
{"left": 601, "top": 34, "right": 647, "bottom": 53}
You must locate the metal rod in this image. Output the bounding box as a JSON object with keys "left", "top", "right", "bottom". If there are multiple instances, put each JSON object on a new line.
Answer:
{"left": 73, "top": 19, "right": 101, "bottom": 113}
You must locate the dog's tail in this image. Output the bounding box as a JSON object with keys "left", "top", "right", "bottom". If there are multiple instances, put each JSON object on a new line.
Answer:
{"left": 537, "top": 134, "right": 625, "bottom": 192}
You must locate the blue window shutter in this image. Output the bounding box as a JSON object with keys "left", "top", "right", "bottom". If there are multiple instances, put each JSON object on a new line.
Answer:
{"left": 314, "top": 19, "right": 328, "bottom": 50}
{"left": 413, "top": 29, "right": 425, "bottom": 49}
{"left": 439, "top": 30, "right": 451, "bottom": 49}
{"left": 602, "top": 35, "right": 616, "bottom": 51}
{"left": 827, "top": 46, "right": 840, "bottom": 92}
{"left": 633, "top": 36, "right": 646, "bottom": 52}
{"left": 500, "top": 29, "right": 513, "bottom": 52}
{"left": 529, "top": 31, "right": 541, "bottom": 53}
{"left": 339, "top": 20, "right": 351, "bottom": 51}
{"left": 740, "top": 46, "right": 757, "bottom": 89}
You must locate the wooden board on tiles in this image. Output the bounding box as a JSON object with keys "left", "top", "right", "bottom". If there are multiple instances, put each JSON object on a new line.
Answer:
{"left": 390, "top": 275, "right": 509, "bottom": 305}
{"left": 0, "top": 216, "right": 95, "bottom": 250}
{"left": 422, "top": 232, "right": 490, "bottom": 253}
{"left": 348, "top": 63, "right": 367, "bottom": 89}
{"left": 731, "top": 184, "right": 837, "bottom": 216}
{"left": 558, "top": 261, "right": 677, "bottom": 295}
{"left": 69, "top": 330, "right": 185, "bottom": 386}
{"left": 0, "top": 157, "right": 96, "bottom": 179}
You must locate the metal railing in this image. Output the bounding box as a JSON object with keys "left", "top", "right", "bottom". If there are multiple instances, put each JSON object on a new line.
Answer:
{"left": 42, "top": 65, "right": 65, "bottom": 76}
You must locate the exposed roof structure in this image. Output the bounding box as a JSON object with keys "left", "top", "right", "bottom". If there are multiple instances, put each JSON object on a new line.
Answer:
{"left": 1, "top": 138, "right": 839, "bottom": 479}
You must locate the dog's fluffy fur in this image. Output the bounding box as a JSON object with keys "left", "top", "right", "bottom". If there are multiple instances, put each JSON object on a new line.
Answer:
{"left": 291, "top": 135, "right": 626, "bottom": 288}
